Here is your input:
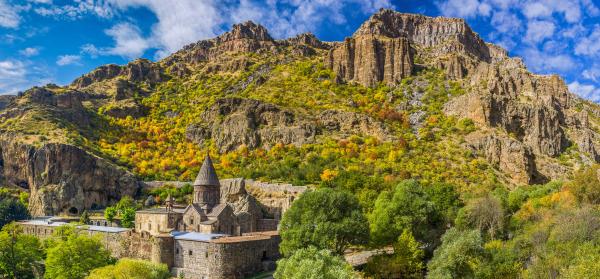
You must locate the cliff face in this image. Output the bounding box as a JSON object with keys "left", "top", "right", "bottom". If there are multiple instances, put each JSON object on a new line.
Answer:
{"left": 327, "top": 35, "right": 413, "bottom": 87}
{"left": 0, "top": 87, "right": 140, "bottom": 216}
{"left": 0, "top": 136, "right": 139, "bottom": 216}
{"left": 185, "top": 98, "right": 393, "bottom": 153}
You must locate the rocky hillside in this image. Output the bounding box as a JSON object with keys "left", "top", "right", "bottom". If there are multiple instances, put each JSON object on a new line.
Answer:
{"left": 1, "top": 9, "right": 599, "bottom": 215}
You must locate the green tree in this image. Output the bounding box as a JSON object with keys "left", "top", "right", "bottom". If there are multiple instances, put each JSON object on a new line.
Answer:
{"left": 427, "top": 228, "right": 485, "bottom": 279}
{"left": 104, "top": 207, "right": 117, "bottom": 224}
{"left": 87, "top": 258, "right": 170, "bottom": 279}
{"left": 45, "top": 233, "right": 114, "bottom": 279}
{"left": 116, "top": 196, "right": 136, "bottom": 211}
{"left": 274, "top": 246, "right": 358, "bottom": 279}
{"left": 364, "top": 229, "right": 425, "bottom": 279}
{"left": 120, "top": 207, "right": 136, "bottom": 228}
{"left": 279, "top": 188, "right": 369, "bottom": 256}
{"left": 0, "top": 223, "right": 43, "bottom": 279}
{"left": 0, "top": 199, "right": 29, "bottom": 229}
{"left": 369, "top": 180, "right": 440, "bottom": 247}
{"left": 80, "top": 210, "right": 91, "bottom": 224}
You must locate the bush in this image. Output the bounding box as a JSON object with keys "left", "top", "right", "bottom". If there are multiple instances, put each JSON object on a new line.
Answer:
{"left": 87, "top": 258, "right": 171, "bottom": 279}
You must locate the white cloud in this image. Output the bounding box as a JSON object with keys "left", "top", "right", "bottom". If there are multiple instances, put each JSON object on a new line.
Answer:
{"left": 0, "top": 60, "right": 25, "bottom": 78}
{"left": 491, "top": 10, "right": 522, "bottom": 34}
{"left": 229, "top": 0, "right": 394, "bottom": 40}
{"left": 569, "top": 81, "right": 600, "bottom": 102}
{"left": 437, "top": 0, "right": 491, "bottom": 18}
{"left": 34, "top": 0, "right": 112, "bottom": 19}
{"left": 575, "top": 25, "right": 600, "bottom": 56}
{"left": 81, "top": 43, "right": 100, "bottom": 58}
{"left": 521, "top": 47, "right": 576, "bottom": 73}
{"left": 56, "top": 55, "right": 81, "bottom": 66}
{"left": 582, "top": 67, "right": 600, "bottom": 82}
{"left": 76, "top": 0, "right": 393, "bottom": 59}
{"left": 523, "top": 2, "right": 553, "bottom": 19}
{"left": 0, "top": 59, "right": 51, "bottom": 95}
{"left": 0, "top": 0, "right": 21, "bottom": 28}
{"left": 524, "top": 20, "right": 555, "bottom": 43}
{"left": 19, "top": 47, "right": 40, "bottom": 57}
{"left": 103, "top": 22, "right": 149, "bottom": 59}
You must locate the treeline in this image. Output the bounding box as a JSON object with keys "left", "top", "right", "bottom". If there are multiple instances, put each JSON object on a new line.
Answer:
{"left": 275, "top": 165, "right": 600, "bottom": 278}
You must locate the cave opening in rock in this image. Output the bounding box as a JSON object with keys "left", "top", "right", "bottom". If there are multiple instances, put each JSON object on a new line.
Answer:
{"left": 68, "top": 207, "right": 78, "bottom": 215}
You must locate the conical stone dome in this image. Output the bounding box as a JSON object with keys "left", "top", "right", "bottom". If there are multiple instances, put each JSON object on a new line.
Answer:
{"left": 194, "top": 155, "right": 220, "bottom": 187}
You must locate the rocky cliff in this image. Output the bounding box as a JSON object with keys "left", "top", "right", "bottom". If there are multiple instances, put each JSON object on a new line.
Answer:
{"left": 0, "top": 135, "right": 139, "bottom": 216}
{"left": 0, "top": 87, "right": 140, "bottom": 216}
{"left": 327, "top": 9, "right": 598, "bottom": 183}
{"left": 185, "top": 98, "right": 393, "bottom": 153}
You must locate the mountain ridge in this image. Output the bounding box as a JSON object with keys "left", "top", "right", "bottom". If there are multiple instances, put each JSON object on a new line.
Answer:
{"left": 0, "top": 8, "right": 598, "bottom": 215}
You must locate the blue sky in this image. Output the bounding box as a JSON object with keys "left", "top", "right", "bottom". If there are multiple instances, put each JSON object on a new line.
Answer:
{"left": 1, "top": 0, "right": 600, "bottom": 102}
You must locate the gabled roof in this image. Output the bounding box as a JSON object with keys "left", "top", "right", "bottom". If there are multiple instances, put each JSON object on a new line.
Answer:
{"left": 194, "top": 155, "right": 220, "bottom": 187}
{"left": 183, "top": 204, "right": 206, "bottom": 217}
{"left": 206, "top": 203, "right": 228, "bottom": 217}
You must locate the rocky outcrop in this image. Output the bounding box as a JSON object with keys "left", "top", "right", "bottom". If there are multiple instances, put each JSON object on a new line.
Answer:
{"left": 327, "top": 35, "right": 413, "bottom": 87}
{"left": 245, "top": 179, "right": 307, "bottom": 220}
{"left": 186, "top": 98, "right": 317, "bottom": 153}
{"left": 446, "top": 60, "right": 570, "bottom": 158}
{"left": 101, "top": 99, "right": 148, "bottom": 119}
{"left": 0, "top": 95, "right": 15, "bottom": 110}
{"left": 326, "top": 9, "right": 514, "bottom": 86}
{"left": 186, "top": 98, "right": 393, "bottom": 153}
{"left": 465, "top": 132, "right": 539, "bottom": 185}
{"left": 168, "top": 22, "right": 277, "bottom": 66}
{"left": 318, "top": 110, "right": 392, "bottom": 140}
{"left": 20, "top": 87, "right": 91, "bottom": 127}
{"left": 71, "top": 59, "right": 164, "bottom": 89}
{"left": 354, "top": 9, "right": 500, "bottom": 61}
{"left": 0, "top": 135, "right": 140, "bottom": 216}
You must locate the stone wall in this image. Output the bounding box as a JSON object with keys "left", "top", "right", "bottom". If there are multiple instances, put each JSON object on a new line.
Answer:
{"left": 18, "top": 222, "right": 155, "bottom": 261}
{"left": 244, "top": 180, "right": 307, "bottom": 220}
{"left": 172, "top": 232, "right": 280, "bottom": 279}
{"left": 256, "top": 219, "right": 278, "bottom": 231}
{"left": 135, "top": 211, "right": 182, "bottom": 235}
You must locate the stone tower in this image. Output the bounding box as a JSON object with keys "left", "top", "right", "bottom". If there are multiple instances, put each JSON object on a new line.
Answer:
{"left": 193, "top": 155, "right": 220, "bottom": 210}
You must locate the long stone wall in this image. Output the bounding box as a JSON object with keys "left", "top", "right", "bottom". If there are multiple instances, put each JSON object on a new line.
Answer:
{"left": 18, "top": 221, "right": 156, "bottom": 261}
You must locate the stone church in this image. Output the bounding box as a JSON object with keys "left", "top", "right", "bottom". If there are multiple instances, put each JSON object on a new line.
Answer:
{"left": 135, "top": 155, "right": 259, "bottom": 237}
